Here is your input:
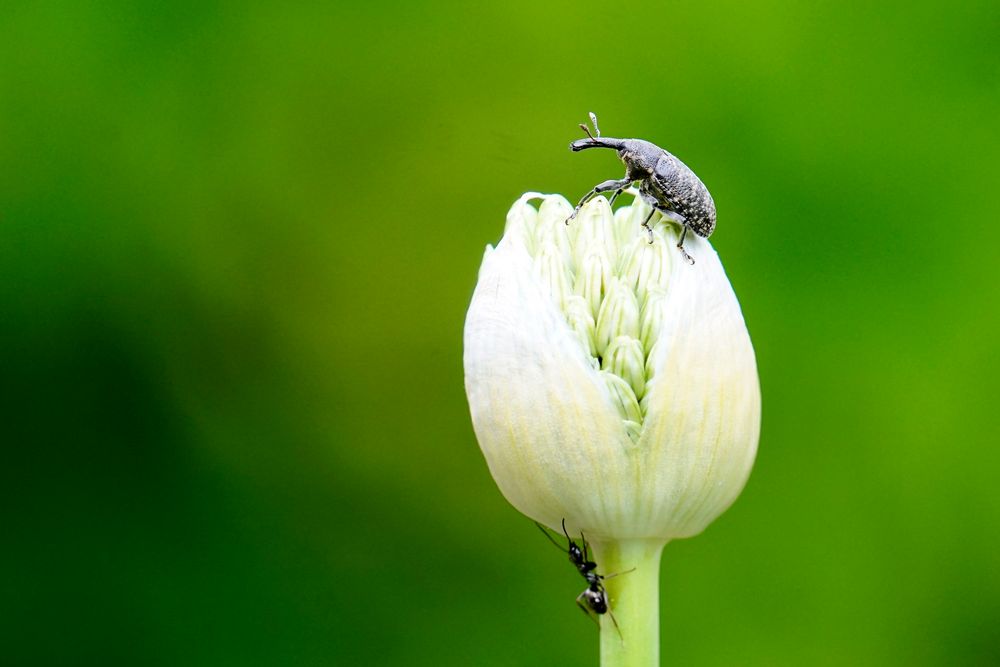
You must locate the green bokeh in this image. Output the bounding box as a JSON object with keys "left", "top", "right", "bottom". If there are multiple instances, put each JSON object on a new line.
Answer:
{"left": 2, "top": 1, "right": 998, "bottom": 665}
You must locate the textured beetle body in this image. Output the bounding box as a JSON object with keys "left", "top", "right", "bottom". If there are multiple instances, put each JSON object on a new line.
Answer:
{"left": 641, "top": 150, "right": 716, "bottom": 238}
{"left": 567, "top": 115, "right": 716, "bottom": 263}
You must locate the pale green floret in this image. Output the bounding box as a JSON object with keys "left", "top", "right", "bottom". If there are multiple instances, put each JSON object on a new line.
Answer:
{"left": 504, "top": 192, "right": 674, "bottom": 440}
{"left": 595, "top": 279, "right": 640, "bottom": 357}
{"left": 564, "top": 295, "right": 597, "bottom": 359}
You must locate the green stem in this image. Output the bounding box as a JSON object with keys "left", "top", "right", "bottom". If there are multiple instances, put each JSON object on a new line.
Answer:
{"left": 589, "top": 539, "right": 666, "bottom": 667}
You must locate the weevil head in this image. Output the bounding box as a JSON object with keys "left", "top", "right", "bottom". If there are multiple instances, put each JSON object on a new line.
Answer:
{"left": 616, "top": 139, "right": 662, "bottom": 178}
{"left": 570, "top": 137, "right": 662, "bottom": 180}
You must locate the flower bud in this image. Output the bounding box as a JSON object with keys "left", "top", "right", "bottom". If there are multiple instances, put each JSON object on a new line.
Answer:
{"left": 464, "top": 193, "right": 760, "bottom": 541}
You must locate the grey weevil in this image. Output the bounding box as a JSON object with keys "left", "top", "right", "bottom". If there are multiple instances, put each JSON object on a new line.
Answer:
{"left": 566, "top": 113, "right": 716, "bottom": 265}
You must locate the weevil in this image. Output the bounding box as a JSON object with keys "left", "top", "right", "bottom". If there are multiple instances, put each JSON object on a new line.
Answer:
{"left": 566, "top": 113, "right": 716, "bottom": 265}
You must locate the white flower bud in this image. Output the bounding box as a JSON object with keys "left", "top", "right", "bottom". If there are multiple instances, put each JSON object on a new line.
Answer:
{"left": 464, "top": 193, "right": 760, "bottom": 541}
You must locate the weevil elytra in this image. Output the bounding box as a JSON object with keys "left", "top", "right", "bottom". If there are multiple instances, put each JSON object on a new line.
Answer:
{"left": 567, "top": 113, "right": 716, "bottom": 265}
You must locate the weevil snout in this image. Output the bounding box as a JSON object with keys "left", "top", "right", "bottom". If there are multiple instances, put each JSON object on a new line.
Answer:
{"left": 570, "top": 138, "right": 625, "bottom": 152}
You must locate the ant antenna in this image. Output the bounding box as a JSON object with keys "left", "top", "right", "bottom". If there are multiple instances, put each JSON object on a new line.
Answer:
{"left": 535, "top": 521, "right": 566, "bottom": 552}
{"left": 561, "top": 518, "right": 572, "bottom": 542}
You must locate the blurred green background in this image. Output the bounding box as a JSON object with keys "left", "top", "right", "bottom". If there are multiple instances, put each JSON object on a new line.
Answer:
{"left": 2, "top": 1, "right": 998, "bottom": 665}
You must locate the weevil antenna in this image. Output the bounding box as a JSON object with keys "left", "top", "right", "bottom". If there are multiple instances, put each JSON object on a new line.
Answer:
{"left": 579, "top": 123, "right": 596, "bottom": 140}
{"left": 588, "top": 112, "right": 601, "bottom": 137}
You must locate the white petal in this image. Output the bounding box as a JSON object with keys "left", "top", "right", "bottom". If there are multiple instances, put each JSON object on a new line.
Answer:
{"left": 636, "top": 234, "right": 761, "bottom": 538}
{"left": 463, "top": 233, "right": 633, "bottom": 532}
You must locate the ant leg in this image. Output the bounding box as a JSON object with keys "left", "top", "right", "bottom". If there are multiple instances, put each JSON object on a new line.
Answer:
{"left": 607, "top": 609, "right": 624, "bottom": 642}
{"left": 640, "top": 209, "right": 656, "bottom": 244}
{"left": 576, "top": 593, "right": 601, "bottom": 628}
{"left": 676, "top": 226, "right": 695, "bottom": 265}
{"left": 567, "top": 178, "right": 633, "bottom": 224}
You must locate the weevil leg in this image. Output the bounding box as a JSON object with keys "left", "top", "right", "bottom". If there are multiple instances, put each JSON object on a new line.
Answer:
{"left": 567, "top": 178, "right": 633, "bottom": 224}
{"left": 653, "top": 208, "right": 696, "bottom": 264}
{"left": 677, "top": 226, "right": 695, "bottom": 265}
{"left": 640, "top": 209, "right": 656, "bottom": 244}
{"left": 609, "top": 176, "right": 638, "bottom": 207}
{"left": 591, "top": 177, "right": 632, "bottom": 196}
{"left": 658, "top": 208, "right": 687, "bottom": 226}
{"left": 567, "top": 190, "right": 597, "bottom": 224}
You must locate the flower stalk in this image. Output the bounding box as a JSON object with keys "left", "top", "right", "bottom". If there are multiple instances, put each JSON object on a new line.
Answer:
{"left": 591, "top": 539, "right": 665, "bottom": 667}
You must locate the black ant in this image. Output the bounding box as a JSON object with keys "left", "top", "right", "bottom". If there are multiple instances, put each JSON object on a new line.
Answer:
{"left": 535, "top": 519, "right": 633, "bottom": 639}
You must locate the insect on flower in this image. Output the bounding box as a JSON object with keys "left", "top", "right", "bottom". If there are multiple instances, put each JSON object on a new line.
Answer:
{"left": 536, "top": 519, "right": 634, "bottom": 639}
{"left": 566, "top": 112, "right": 717, "bottom": 265}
